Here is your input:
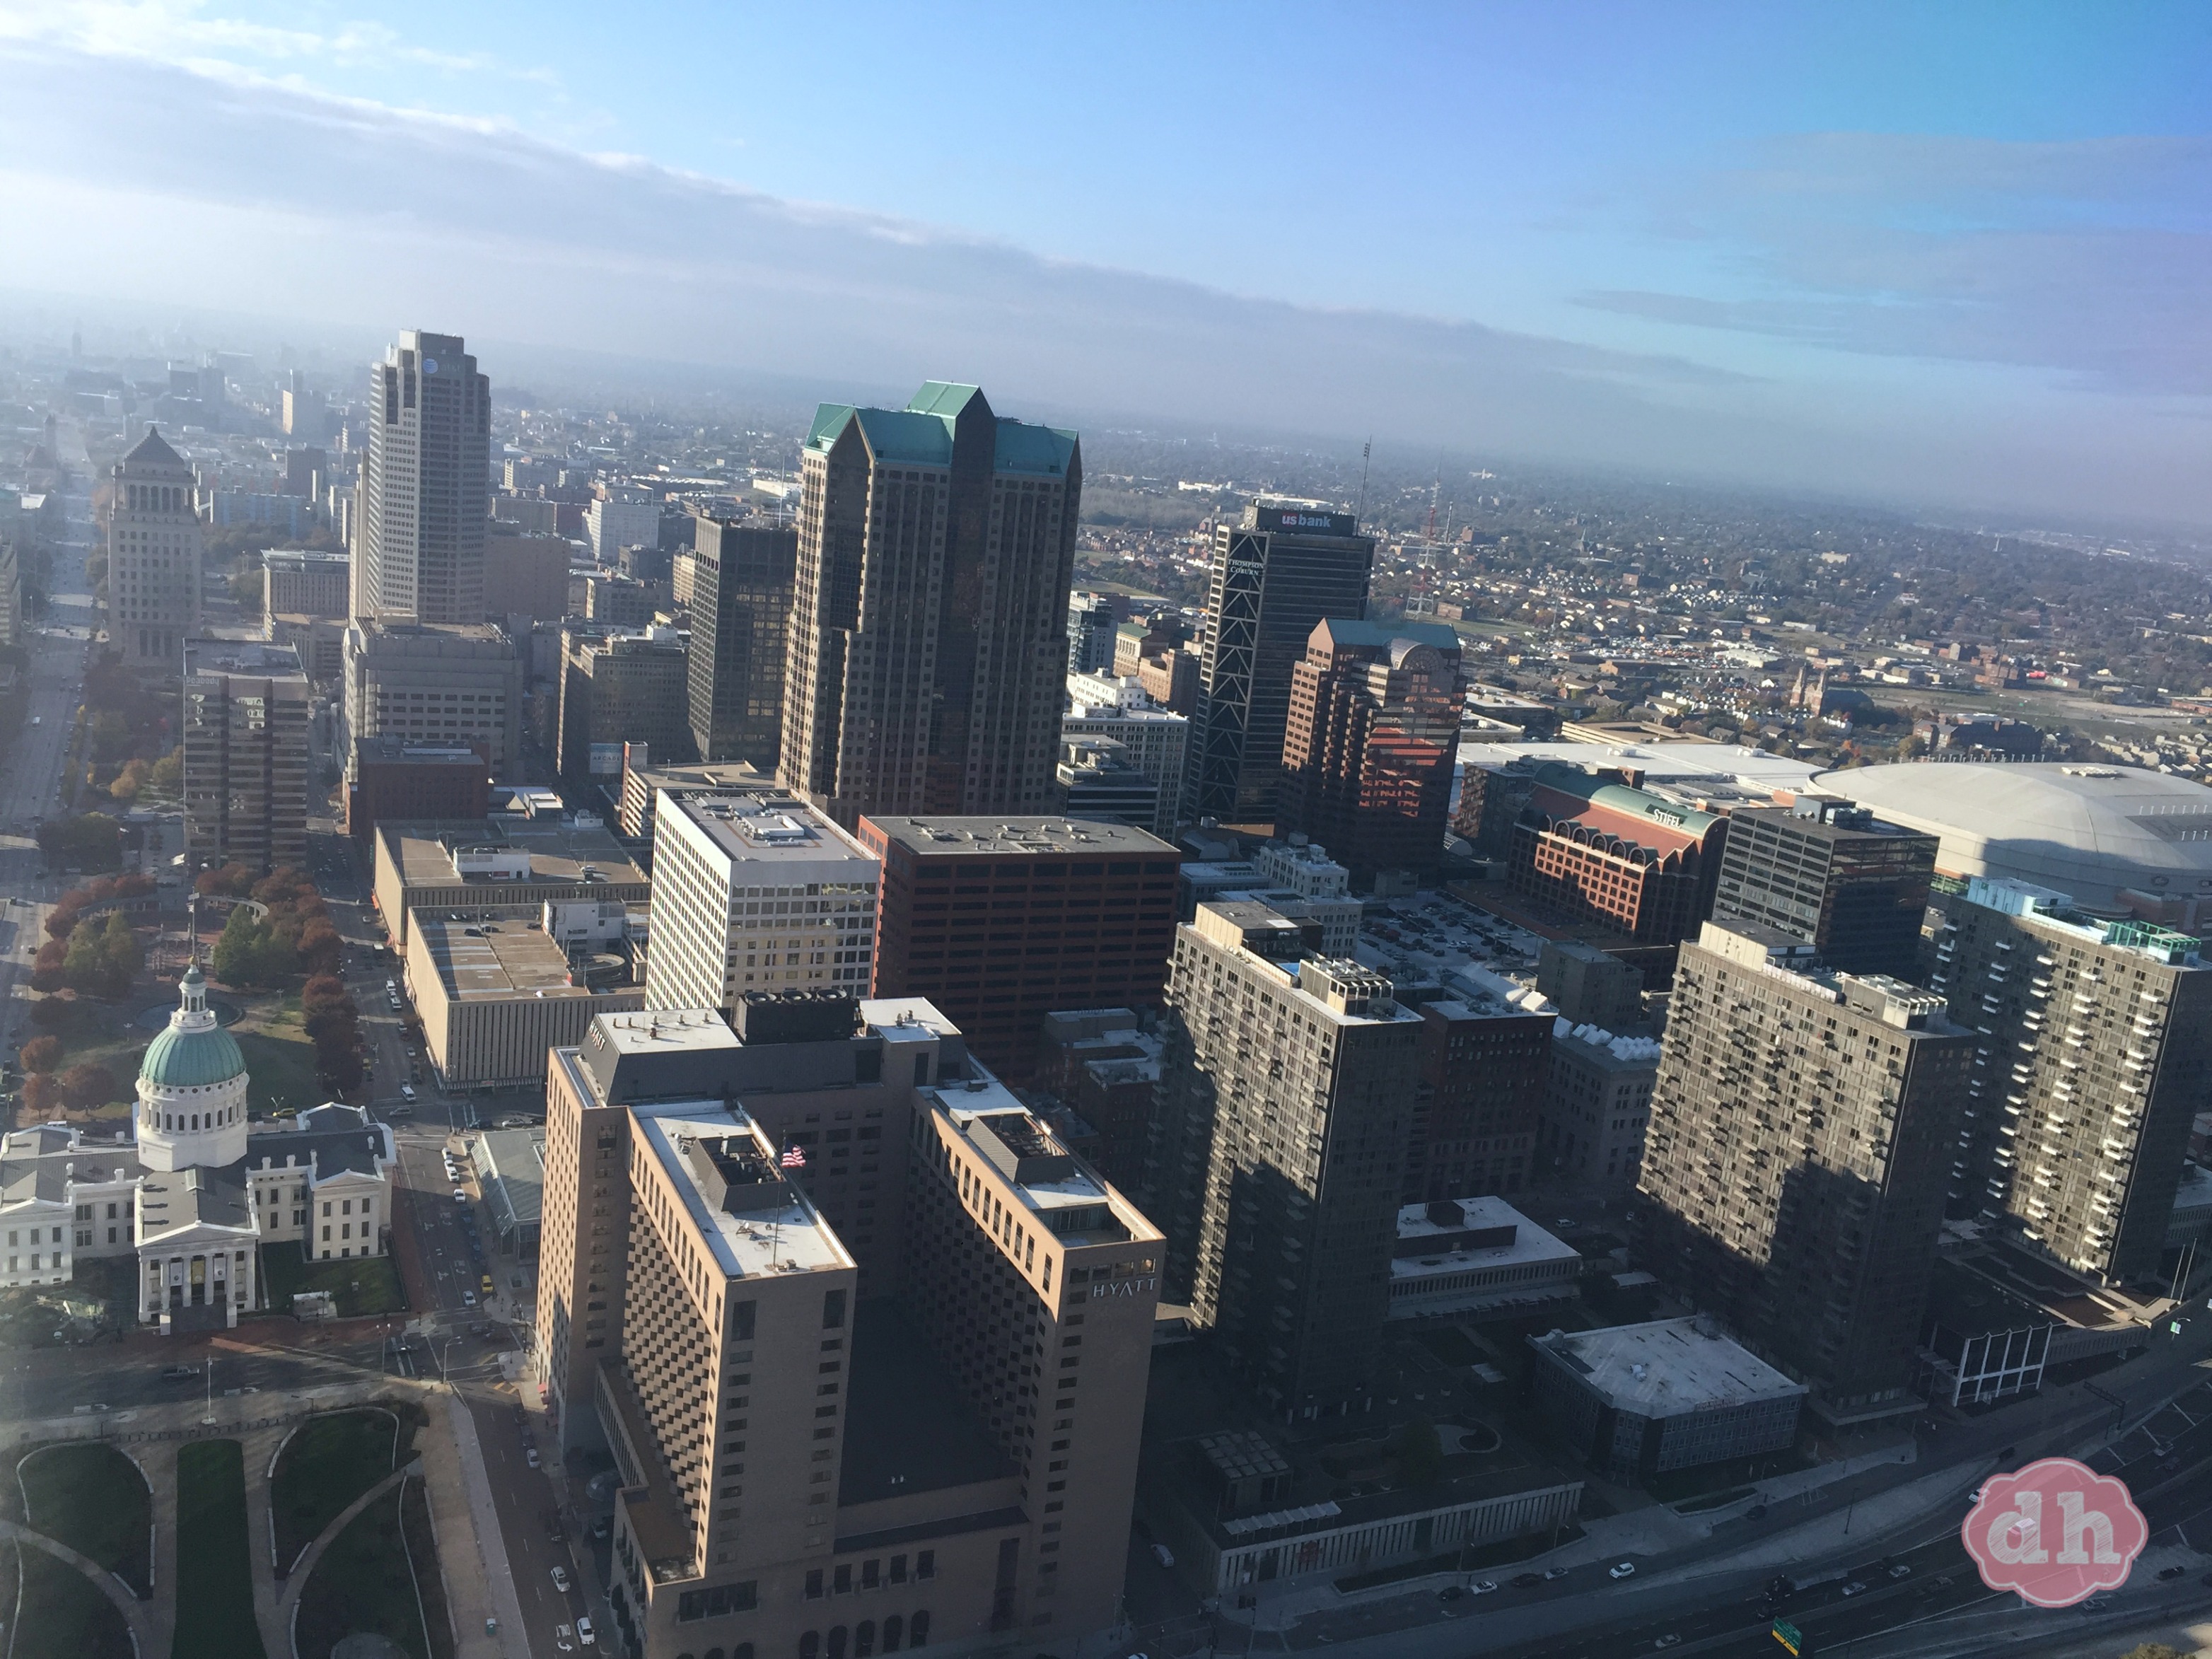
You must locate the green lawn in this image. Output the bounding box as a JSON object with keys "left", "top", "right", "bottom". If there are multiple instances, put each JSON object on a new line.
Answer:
{"left": 171, "top": 1440, "right": 267, "bottom": 1659}
{"left": 16, "top": 1442, "right": 153, "bottom": 1593}
{"left": 13, "top": 1545, "right": 134, "bottom": 1659}
{"left": 293, "top": 1484, "right": 432, "bottom": 1659}
{"left": 260, "top": 1242, "right": 408, "bottom": 1318}
{"left": 273, "top": 1410, "right": 407, "bottom": 1571}
{"left": 235, "top": 1024, "right": 323, "bottom": 1118}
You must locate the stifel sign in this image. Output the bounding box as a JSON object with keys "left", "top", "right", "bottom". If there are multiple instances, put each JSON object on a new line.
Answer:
{"left": 1962, "top": 1457, "right": 2148, "bottom": 1608}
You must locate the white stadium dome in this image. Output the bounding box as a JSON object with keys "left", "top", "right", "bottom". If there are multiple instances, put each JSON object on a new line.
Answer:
{"left": 1809, "top": 762, "right": 2212, "bottom": 913}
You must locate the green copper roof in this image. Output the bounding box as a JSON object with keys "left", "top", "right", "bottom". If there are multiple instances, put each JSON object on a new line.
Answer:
{"left": 140, "top": 1019, "right": 246, "bottom": 1089}
{"left": 803, "top": 385, "right": 1077, "bottom": 477}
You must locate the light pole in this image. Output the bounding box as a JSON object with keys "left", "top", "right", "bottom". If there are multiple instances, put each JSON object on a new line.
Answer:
{"left": 202, "top": 1355, "right": 215, "bottom": 1426}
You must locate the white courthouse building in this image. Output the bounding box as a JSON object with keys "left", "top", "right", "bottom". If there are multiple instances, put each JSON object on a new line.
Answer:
{"left": 0, "top": 963, "right": 396, "bottom": 1332}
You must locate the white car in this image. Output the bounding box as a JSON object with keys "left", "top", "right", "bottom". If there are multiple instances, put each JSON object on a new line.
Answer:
{"left": 1150, "top": 1542, "right": 1174, "bottom": 1569}
{"left": 576, "top": 1614, "right": 595, "bottom": 1645}
{"left": 1609, "top": 1561, "right": 1636, "bottom": 1580}
{"left": 550, "top": 1565, "right": 570, "bottom": 1592}
{"left": 1468, "top": 1580, "right": 1498, "bottom": 1596}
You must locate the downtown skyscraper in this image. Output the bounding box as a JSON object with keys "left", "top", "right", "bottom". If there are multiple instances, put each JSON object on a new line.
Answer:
{"left": 1186, "top": 503, "right": 1375, "bottom": 827}
{"left": 351, "top": 330, "right": 490, "bottom": 624}
{"left": 779, "top": 383, "right": 1081, "bottom": 829}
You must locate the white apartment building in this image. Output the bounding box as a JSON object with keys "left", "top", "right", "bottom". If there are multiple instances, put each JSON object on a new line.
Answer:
{"left": 641, "top": 789, "right": 880, "bottom": 1019}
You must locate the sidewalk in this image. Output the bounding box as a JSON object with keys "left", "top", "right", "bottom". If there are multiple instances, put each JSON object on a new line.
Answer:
{"left": 421, "top": 1385, "right": 532, "bottom": 1658}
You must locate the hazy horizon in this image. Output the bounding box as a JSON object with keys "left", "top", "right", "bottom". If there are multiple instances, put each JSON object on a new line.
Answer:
{"left": 1, "top": 3, "right": 2207, "bottom": 528}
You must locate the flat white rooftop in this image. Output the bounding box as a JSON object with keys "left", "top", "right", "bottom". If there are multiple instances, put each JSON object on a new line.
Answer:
{"left": 666, "top": 791, "right": 878, "bottom": 877}
{"left": 1392, "top": 1196, "right": 1579, "bottom": 1285}
{"left": 1537, "top": 1316, "right": 1806, "bottom": 1414}
{"left": 1457, "top": 739, "right": 1822, "bottom": 793}
{"left": 636, "top": 1102, "right": 851, "bottom": 1279}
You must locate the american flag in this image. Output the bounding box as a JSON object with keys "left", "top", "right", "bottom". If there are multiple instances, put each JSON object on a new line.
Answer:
{"left": 780, "top": 1144, "right": 807, "bottom": 1170}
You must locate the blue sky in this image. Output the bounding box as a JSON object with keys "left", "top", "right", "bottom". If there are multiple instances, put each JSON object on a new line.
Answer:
{"left": 1, "top": 1, "right": 2208, "bottom": 523}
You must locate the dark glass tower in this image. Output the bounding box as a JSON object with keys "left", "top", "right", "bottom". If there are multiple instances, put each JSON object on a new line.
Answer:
{"left": 1186, "top": 503, "right": 1374, "bottom": 827}
{"left": 687, "top": 515, "right": 797, "bottom": 769}
{"left": 1711, "top": 798, "right": 1938, "bottom": 979}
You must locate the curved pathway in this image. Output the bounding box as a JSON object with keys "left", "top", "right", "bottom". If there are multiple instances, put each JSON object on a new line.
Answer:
{"left": 276, "top": 1457, "right": 425, "bottom": 1641}
{"left": 0, "top": 1515, "right": 158, "bottom": 1658}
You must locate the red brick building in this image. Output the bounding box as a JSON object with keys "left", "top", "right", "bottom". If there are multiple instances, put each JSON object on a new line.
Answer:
{"left": 345, "top": 735, "right": 491, "bottom": 844}
{"left": 857, "top": 816, "right": 1180, "bottom": 1082}
{"left": 1506, "top": 764, "right": 1726, "bottom": 944}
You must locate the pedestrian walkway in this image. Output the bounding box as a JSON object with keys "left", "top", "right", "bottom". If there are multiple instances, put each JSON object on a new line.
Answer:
{"left": 426, "top": 1387, "right": 531, "bottom": 1658}
{"left": 0, "top": 1515, "right": 161, "bottom": 1658}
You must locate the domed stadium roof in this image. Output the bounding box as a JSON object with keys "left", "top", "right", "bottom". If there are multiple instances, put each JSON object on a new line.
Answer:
{"left": 139, "top": 965, "right": 247, "bottom": 1090}
{"left": 1810, "top": 762, "right": 2212, "bottom": 911}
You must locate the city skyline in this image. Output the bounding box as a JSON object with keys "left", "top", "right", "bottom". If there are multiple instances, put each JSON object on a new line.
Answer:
{"left": 1, "top": 6, "right": 2208, "bottom": 527}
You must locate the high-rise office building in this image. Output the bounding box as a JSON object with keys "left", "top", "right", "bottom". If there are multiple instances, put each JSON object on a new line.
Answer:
{"left": 342, "top": 620, "right": 525, "bottom": 782}
{"left": 1279, "top": 619, "right": 1465, "bottom": 890}
{"left": 1186, "top": 503, "right": 1374, "bottom": 827}
{"left": 641, "top": 790, "right": 880, "bottom": 1019}
{"left": 1404, "top": 974, "right": 1554, "bottom": 1201}
{"left": 106, "top": 427, "right": 203, "bottom": 670}
{"left": 1054, "top": 737, "right": 1160, "bottom": 834}
{"left": 586, "top": 497, "right": 664, "bottom": 561}
{"left": 352, "top": 330, "right": 489, "bottom": 624}
{"left": 558, "top": 626, "right": 694, "bottom": 784}
{"left": 1062, "top": 673, "right": 1187, "bottom": 837}
{"left": 1151, "top": 900, "right": 1424, "bottom": 1409}
{"left": 261, "top": 549, "right": 350, "bottom": 619}
{"left": 1711, "top": 798, "right": 1938, "bottom": 979}
{"left": 781, "top": 384, "right": 1081, "bottom": 829}
{"left": 689, "top": 517, "right": 798, "bottom": 771}
{"left": 856, "top": 817, "right": 1179, "bottom": 1083}
{"left": 1639, "top": 921, "right": 1973, "bottom": 1422}
{"left": 182, "top": 639, "right": 310, "bottom": 875}
{"left": 1925, "top": 878, "right": 2212, "bottom": 1282}
{"left": 1066, "top": 592, "right": 1118, "bottom": 675}
{"left": 536, "top": 1000, "right": 1161, "bottom": 1659}
{"left": 1539, "top": 1023, "right": 1660, "bottom": 1192}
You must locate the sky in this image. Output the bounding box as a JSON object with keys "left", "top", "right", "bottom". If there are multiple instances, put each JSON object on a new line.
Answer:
{"left": 1, "top": 1, "right": 2208, "bottom": 525}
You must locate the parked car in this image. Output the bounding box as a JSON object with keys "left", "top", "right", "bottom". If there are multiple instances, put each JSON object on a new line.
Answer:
{"left": 1544, "top": 1566, "right": 1571, "bottom": 1581}
{"left": 1841, "top": 1581, "right": 1868, "bottom": 1597}
{"left": 1510, "top": 1573, "right": 1543, "bottom": 1589}
{"left": 159, "top": 1365, "right": 195, "bottom": 1382}
{"left": 1468, "top": 1581, "right": 1497, "bottom": 1596}
{"left": 576, "top": 1615, "right": 595, "bottom": 1645}
{"left": 2159, "top": 1564, "right": 2187, "bottom": 1581}
{"left": 1151, "top": 1543, "right": 1175, "bottom": 1569}
{"left": 526, "top": 1447, "right": 540, "bottom": 1469}
{"left": 1609, "top": 1562, "right": 1636, "bottom": 1581}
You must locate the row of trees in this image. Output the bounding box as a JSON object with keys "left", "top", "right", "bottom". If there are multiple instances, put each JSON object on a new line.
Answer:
{"left": 19, "top": 1063, "right": 120, "bottom": 1117}
{"left": 304, "top": 973, "right": 364, "bottom": 1093}
{"left": 31, "top": 912, "right": 144, "bottom": 999}
{"left": 36, "top": 813, "right": 124, "bottom": 873}
{"left": 202, "top": 866, "right": 342, "bottom": 986}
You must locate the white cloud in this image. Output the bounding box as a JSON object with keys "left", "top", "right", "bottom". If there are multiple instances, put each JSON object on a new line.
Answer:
{"left": 0, "top": 40, "right": 2206, "bottom": 527}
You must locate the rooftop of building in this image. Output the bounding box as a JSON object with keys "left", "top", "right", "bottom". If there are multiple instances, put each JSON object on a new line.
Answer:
{"left": 861, "top": 815, "right": 1177, "bottom": 859}
{"left": 635, "top": 1103, "right": 852, "bottom": 1279}
{"left": 182, "top": 638, "right": 307, "bottom": 682}
{"left": 1311, "top": 617, "right": 1464, "bottom": 653}
{"left": 838, "top": 1298, "right": 1017, "bottom": 1506}
{"left": 345, "top": 619, "right": 516, "bottom": 653}
{"left": 354, "top": 735, "right": 488, "bottom": 769}
{"left": 666, "top": 791, "right": 877, "bottom": 871}
{"left": 1532, "top": 1317, "right": 1807, "bottom": 1414}
{"left": 1193, "top": 901, "right": 1425, "bottom": 1027}
{"left": 806, "top": 383, "right": 1077, "bottom": 477}
{"left": 1952, "top": 876, "right": 2205, "bottom": 969}
{"left": 1526, "top": 762, "right": 1722, "bottom": 837}
{"left": 412, "top": 916, "right": 605, "bottom": 1002}
{"left": 1392, "top": 1197, "right": 1579, "bottom": 1284}
{"left": 1550, "top": 1019, "right": 1665, "bottom": 1070}
{"left": 1459, "top": 739, "right": 1824, "bottom": 794}
{"left": 378, "top": 816, "right": 647, "bottom": 890}
{"left": 261, "top": 547, "right": 347, "bottom": 569}
{"left": 470, "top": 1126, "right": 545, "bottom": 1235}
{"left": 1815, "top": 761, "right": 2212, "bottom": 909}
{"left": 1694, "top": 921, "right": 1962, "bottom": 1030}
